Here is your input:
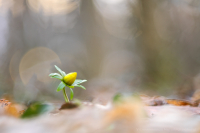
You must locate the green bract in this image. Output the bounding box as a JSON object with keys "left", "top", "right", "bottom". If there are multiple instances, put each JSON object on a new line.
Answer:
{"left": 49, "top": 65, "right": 87, "bottom": 102}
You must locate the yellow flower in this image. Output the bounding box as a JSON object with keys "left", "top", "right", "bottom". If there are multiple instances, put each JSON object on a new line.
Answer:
{"left": 63, "top": 72, "right": 77, "bottom": 86}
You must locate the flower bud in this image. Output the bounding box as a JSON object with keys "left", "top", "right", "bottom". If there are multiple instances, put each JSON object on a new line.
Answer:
{"left": 63, "top": 72, "right": 77, "bottom": 86}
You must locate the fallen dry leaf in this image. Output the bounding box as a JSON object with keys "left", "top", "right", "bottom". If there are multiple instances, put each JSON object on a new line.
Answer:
{"left": 0, "top": 99, "right": 26, "bottom": 117}
{"left": 165, "top": 99, "right": 192, "bottom": 106}
{"left": 139, "top": 95, "right": 198, "bottom": 107}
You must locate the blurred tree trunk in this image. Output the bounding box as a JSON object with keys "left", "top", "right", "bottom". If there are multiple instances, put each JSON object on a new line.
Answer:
{"left": 80, "top": 0, "right": 103, "bottom": 78}
{"left": 137, "top": 0, "right": 180, "bottom": 95}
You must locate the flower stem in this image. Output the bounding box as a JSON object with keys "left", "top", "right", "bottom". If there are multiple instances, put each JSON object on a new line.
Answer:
{"left": 62, "top": 87, "right": 70, "bottom": 103}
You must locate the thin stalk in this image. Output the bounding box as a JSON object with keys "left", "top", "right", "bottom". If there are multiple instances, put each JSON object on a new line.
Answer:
{"left": 62, "top": 87, "right": 70, "bottom": 102}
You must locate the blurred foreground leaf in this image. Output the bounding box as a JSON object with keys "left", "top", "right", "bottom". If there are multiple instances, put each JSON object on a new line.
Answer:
{"left": 21, "top": 103, "right": 53, "bottom": 118}
{"left": 113, "top": 93, "right": 123, "bottom": 103}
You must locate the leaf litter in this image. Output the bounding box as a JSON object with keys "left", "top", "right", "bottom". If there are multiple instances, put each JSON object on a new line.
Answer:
{"left": 0, "top": 94, "right": 200, "bottom": 133}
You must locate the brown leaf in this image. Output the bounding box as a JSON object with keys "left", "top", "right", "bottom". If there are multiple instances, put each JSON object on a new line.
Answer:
{"left": 5, "top": 105, "right": 20, "bottom": 117}
{"left": 166, "top": 99, "right": 192, "bottom": 106}
{"left": 0, "top": 99, "right": 26, "bottom": 117}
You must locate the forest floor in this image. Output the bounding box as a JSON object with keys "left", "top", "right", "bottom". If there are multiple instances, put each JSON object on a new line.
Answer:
{"left": 0, "top": 94, "right": 200, "bottom": 133}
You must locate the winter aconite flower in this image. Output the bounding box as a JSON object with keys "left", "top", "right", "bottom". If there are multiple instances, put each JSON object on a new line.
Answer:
{"left": 64, "top": 72, "right": 77, "bottom": 86}
{"left": 49, "top": 65, "right": 87, "bottom": 102}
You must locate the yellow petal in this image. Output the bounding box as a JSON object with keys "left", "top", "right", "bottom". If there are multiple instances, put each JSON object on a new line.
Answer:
{"left": 63, "top": 72, "right": 77, "bottom": 86}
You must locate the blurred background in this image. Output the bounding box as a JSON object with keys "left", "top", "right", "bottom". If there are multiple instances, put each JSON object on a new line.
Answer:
{"left": 0, "top": 0, "right": 200, "bottom": 104}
